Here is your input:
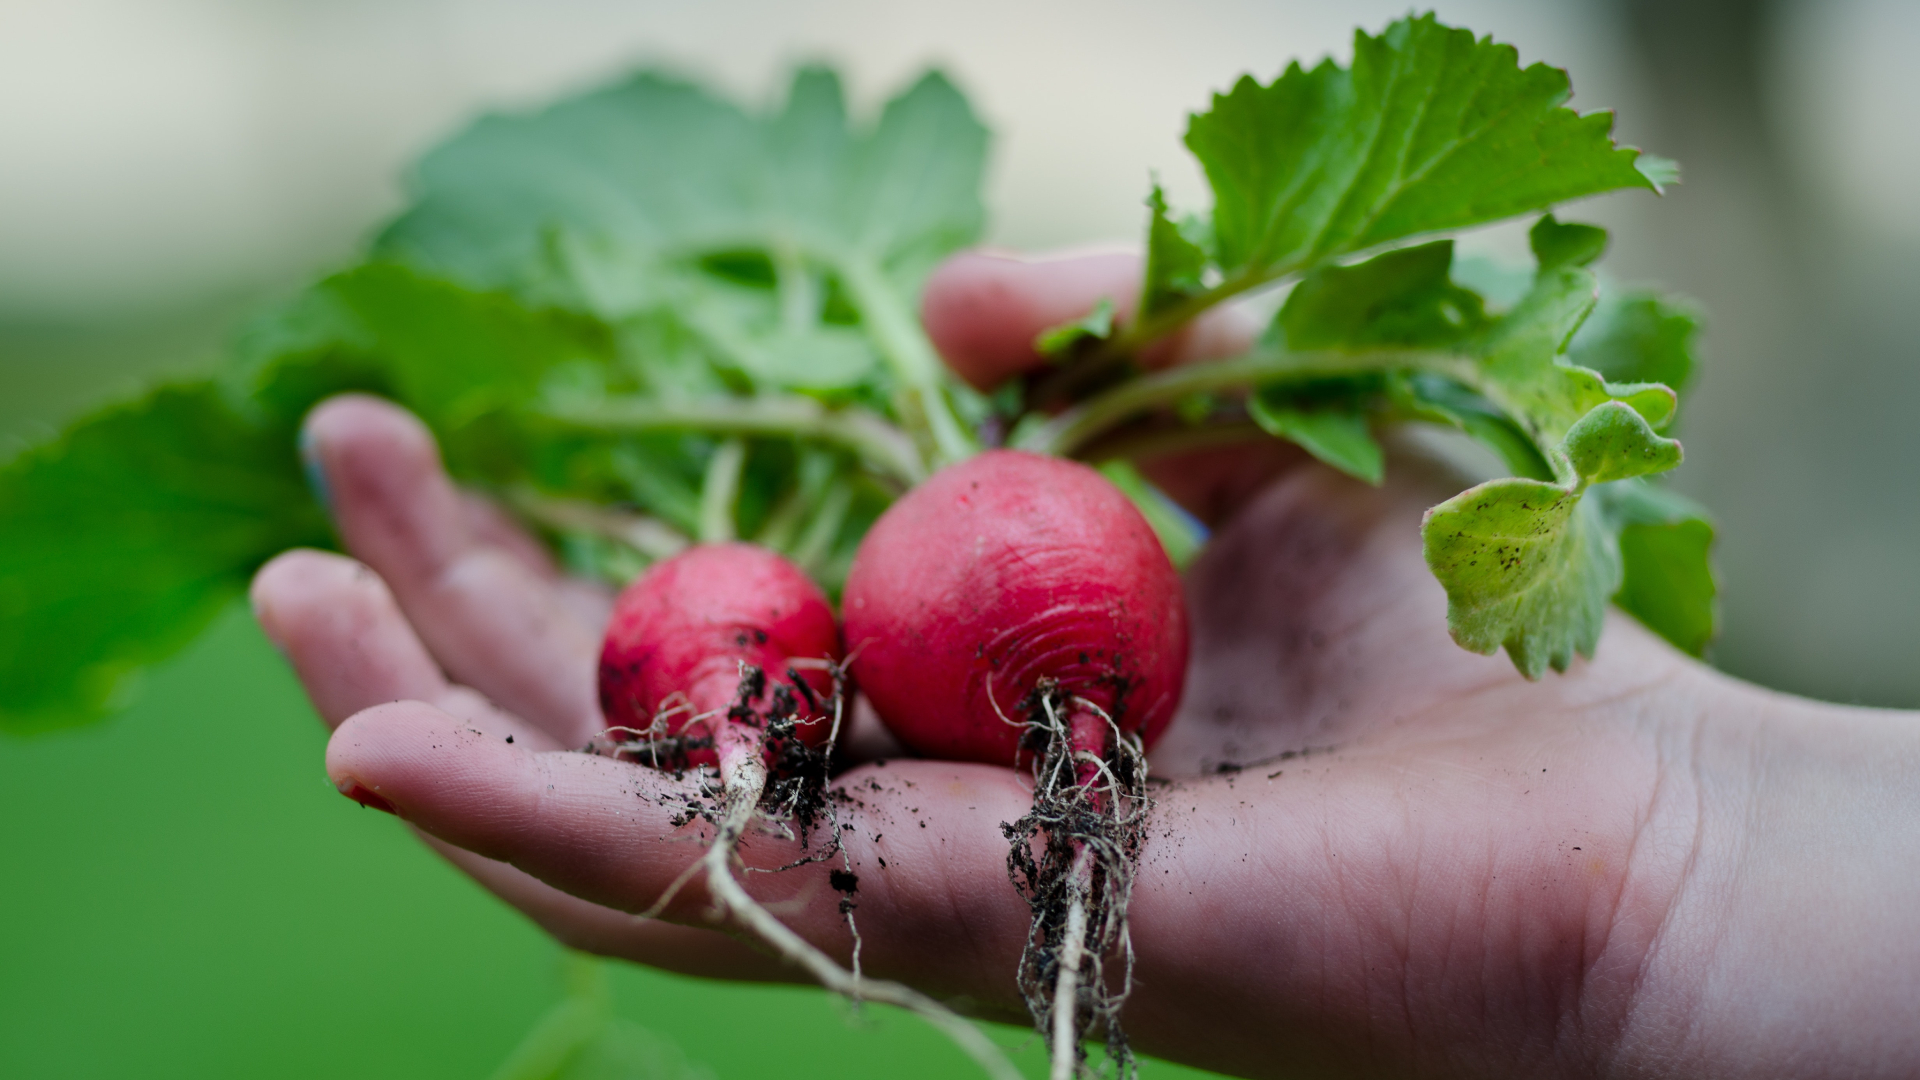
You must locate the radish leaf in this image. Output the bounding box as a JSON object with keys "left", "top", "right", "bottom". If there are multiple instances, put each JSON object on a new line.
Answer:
{"left": 1277, "top": 240, "right": 1488, "bottom": 350}
{"left": 1597, "top": 480, "right": 1718, "bottom": 656}
{"left": 1421, "top": 400, "right": 1682, "bottom": 675}
{"left": 1248, "top": 396, "right": 1384, "bottom": 485}
{"left": 1151, "top": 13, "right": 1658, "bottom": 324}
{"left": 0, "top": 385, "right": 330, "bottom": 731}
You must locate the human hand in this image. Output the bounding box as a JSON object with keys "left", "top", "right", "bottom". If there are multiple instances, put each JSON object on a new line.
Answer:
{"left": 250, "top": 252, "right": 1920, "bottom": 1079}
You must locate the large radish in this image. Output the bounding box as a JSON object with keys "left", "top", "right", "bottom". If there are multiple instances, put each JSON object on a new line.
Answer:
{"left": 844, "top": 449, "right": 1189, "bottom": 1080}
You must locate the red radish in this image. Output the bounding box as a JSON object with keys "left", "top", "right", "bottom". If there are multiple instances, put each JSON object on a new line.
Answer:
{"left": 593, "top": 541, "right": 1023, "bottom": 1080}
{"left": 842, "top": 449, "right": 1189, "bottom": 1080}
{"left": 843, "top": 449, "right": 1187, "bottom": 765}
{"left": 598, "top": 541, "right": 839, "bottom": 772}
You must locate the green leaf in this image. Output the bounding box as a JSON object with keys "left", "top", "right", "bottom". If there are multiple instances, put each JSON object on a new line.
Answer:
{"left": 379, "top": 66, "right": 986, "bottom": 310}
{"left": 1035, "top": 297, "right": 1117, "bottom": 359}
{"left": 741, "top": 326, "right": 879, "bottom": 390}
{"left": 1557, "top": 400, "right": 1682, "bottom": 484}
{"left": 1248, "top": 393, "right": 1385, "bottom": 484}
{"left": 1594, "top": 480, "right": 1718, "bottom": 655}
{"left": 375, "top": 65, "right": 986, "bottom": 466}
{"left": 1471, "top": 262, "right": 1676, "bottom": 443}
{"left": 0, "top": 384, "right": 330, "bottom": 731}
{"left": 1265, "top": 236, "right": 1678, "bottom": 484}
{"left": 1390, "top": 373, "right": 1554, "bottom": 480}
{"left": 1528, "top": 213, "right": 1608, "bottom": 270}
{"left": 1569, "top": 288, "right": 1701, "bottom": 399}
{"left": 1180, "top": 13, "right": 1655, "bottom": 283}
{"left": 1139, "top": 184, "right": 1210, "bottom": 317}
{"left": 1422, "top": 478, "right": 1613, "bottom": 676}
{"left": 1421, "top": 397, "right": 1682, "bottom": 675}
{"left": 242, "top": 263, "right": 613, "bottom": 434}
{"left": 1277, "top": 240, "right": 1488, "bottom": 350}
{"left": 842, "top": 70, "right": 991, "bottom": 273}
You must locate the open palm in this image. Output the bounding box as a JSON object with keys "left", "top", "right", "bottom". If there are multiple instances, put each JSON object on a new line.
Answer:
{"left": 251, "top": 252, "right": 1920, "bottom": 1080}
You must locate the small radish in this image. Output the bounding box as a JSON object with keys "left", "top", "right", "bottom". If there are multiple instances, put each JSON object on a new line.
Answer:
{"left": 595, "top": 541, "right": 1021, "bottom": 1080}
{"left": 599, "top": 541, "right": 839, "bottom": 775}
{"left": 843, "top": 449, "right": 1189, "bottom": 1080}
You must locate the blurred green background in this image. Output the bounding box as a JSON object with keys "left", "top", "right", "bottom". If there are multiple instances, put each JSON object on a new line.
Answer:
{"left": 4, "top": 0, "right": 1917, "bottom": 1076}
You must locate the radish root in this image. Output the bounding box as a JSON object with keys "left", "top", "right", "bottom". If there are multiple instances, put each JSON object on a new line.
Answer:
{"left": 1005, "top": 683, "right": 1151, "bottom": 1080}
{"left": 613, "top": 664, "right": 1023, "bottom": 1080}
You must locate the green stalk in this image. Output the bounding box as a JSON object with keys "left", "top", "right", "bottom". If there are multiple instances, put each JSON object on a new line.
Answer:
{"left": 540, "top": 396, "right": 924, "bottom": 488}
{"left": 754, "top": 449, "right": 837, "bottom": 555}
{"left": 1105, "top": 266, "right": 1270, "bottom": 356}
{"left": 1018, "top": 347, "right": 1466, "bottom": 457}
{"left": 698, "top": 438, "right": 747, "bottom": 544}
{"left": 772, "top": 239, "right": 821, "bottom": 335}
{"left": 837, "top": 256, "right": 978, "bottom": 468}
{"left": 789, "top": 479, "right": 855, "bottom": 576}
{"left": 507, "top": 488, "right": 690, "bottom": 561}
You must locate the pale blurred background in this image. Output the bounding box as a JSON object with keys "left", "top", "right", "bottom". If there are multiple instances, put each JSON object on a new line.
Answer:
{"left": 3, "top": 0, "right": 1916, "bottom": 702}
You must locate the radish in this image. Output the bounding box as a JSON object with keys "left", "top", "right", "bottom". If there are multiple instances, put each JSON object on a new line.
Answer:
{"left": 598, "top": 541, "right": 839, "bottom": 776}
{"left": 843, "top": 450, "right": 1189, "bottom": 1080}
{"left": 596, "top": 541, "right": 1021, "bottom": 1080}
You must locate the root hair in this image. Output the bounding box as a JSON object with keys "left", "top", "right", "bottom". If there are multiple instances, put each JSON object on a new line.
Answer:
{"left": 625, "top": 659, "right": 1022, "bottom": 1080}
{"left": 1002, "top": 681, "right": 1151, "bottom": 1080}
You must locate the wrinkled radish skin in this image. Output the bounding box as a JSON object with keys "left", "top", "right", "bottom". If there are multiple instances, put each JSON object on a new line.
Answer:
{"left": 598, "top": 541, "right": 840, "bottom": 764}
{"left": 843, "top": 449, "right": 1188, "bottom": 764}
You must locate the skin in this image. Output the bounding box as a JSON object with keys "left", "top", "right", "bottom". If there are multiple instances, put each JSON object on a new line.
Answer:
{"left": 251, "top": 250, "right": 1920, "bottom": 1079}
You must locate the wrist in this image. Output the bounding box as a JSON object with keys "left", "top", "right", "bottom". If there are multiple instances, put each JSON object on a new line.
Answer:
{"left": 1614, "top": 676, "right": 1920, "bottom": 1077}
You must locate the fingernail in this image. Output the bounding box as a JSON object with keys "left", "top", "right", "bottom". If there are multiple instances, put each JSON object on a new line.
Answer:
{"left": 298, "top": 426, "right": 333, "bottom": 517}
{"left": 338, "top": 780, "right": 398, "bottom": 815}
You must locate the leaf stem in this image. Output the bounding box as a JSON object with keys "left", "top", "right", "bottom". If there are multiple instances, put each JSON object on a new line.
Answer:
{"left": 698, "top": 438, "right": 747, "bottom": 544}
{"left": 539, "top": 396, "right": 925, "bottom": 488}
{"left": 506, "top": 488, "right": 690, "bottom": 561}
{"left": 790, "top": 478, "right": 855, "bottom": 577}
{"left": 1107, "top": 266, "right": 1270, "bottom": 355}
{"left": 753, "top": 449, "right": 836, "bottom": 554}
{"left": 1018, "top": 346, "right": 1466, "bottom": 457}
{"left": 773, "top": 239, "right": 820, "bottom": 335}
{"left": 837, "top": 256, "right": 978, "bottom": 468}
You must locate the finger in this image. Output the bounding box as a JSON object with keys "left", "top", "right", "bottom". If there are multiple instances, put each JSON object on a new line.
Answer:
{"left": 327, "top": 700, "right": 1038, "bottom": 1006}
{"left": 920, "top": 249, "right": 1258, "bottom": 392}
{"left": 249, "top": 548, "right": 564, "bottom": 751}
{"left": 421, "top": 836, "right": 793, "bottom": 983}
{"left": 922, "top": 250, "right": 1145, "bottom": 390}
{"left": 457, "top": 491, "right": 616, "bottom": 633}
{"left": 302, "top": 395, "right": 603, "bottom": 745}
{"left": 455, "top": 491, "right": 558, "bottom": 577}
{"left": 250, "top": 551, "right": 771, "bottom": 978}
